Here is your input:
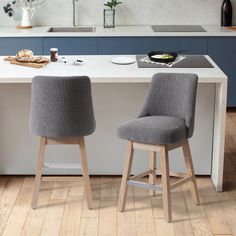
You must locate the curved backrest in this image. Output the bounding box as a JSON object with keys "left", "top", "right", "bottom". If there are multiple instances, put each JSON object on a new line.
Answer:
{"left": 30, "top": 76, "right": 96, "bottom": 138}
{"left": 138, "top": 73, "right": 198, "bottom": 138}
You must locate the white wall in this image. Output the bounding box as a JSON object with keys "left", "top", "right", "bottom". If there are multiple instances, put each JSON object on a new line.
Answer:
{"left": 0, "top": 0, "right": 235, "bottom": 26}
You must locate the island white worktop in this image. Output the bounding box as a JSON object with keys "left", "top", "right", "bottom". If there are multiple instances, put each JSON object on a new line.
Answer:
{"left": 0, "top": 55, "right": 226, "bottom": 83}
{"left": 0, "top": 55, "right": 227, "bottom": 192}
{"left": 0, "top": 25, "right": 236, "bottom": 37}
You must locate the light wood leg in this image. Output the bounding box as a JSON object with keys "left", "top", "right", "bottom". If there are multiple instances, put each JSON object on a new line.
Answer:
{"left": 79, "top": 137, "right": 93, "bottom": 210}
{"left": 118, "top": 141, "right": 134, "bottom": 212}
{"left": 160, "top": 145, "right": 172, "bottom": 222}
{"left": 149, "top": 151, "right": 156, "bottom": 196}
{"left": 31, "top": 137, "right": 46, "bottom": 209}
{"left": 182, "top": 140, "right": 200, "bottom": 205}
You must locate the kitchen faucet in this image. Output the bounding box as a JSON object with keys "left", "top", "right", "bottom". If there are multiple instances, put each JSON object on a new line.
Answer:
{"left": 73, "top": 0, "right": 79, "bottom": 27}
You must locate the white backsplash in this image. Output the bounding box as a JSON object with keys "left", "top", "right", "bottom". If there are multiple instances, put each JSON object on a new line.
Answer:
{"left": 0, "top": 0, "right": 236, "bottom": 26}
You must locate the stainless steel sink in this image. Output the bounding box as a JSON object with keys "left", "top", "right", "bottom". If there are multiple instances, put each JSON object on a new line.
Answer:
{"left": 48, "top": 27, "right": 96, "bottom": 33}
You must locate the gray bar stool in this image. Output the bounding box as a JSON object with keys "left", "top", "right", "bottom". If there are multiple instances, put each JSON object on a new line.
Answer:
{"left": 117, "top": 73, "right": 200, "bottom": 222}
{"left": 30, "top": 75, "right": 96, "bottom": 209}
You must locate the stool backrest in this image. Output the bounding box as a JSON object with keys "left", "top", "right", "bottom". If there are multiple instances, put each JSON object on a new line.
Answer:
{"left": 138, "top": 73, "right": 198, "bottom": 138}
{"left": 30, "top": 76, "right": 96, "bottom": 138}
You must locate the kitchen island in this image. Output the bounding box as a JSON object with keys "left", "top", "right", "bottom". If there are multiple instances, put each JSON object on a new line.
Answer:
{"left": 0, "top": 55, "right": 227, "bottom": 191}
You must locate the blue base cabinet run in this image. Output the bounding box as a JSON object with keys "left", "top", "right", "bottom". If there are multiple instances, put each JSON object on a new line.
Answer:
{"left": 0, "top": 38, "right": 42, "bottom": 55}
{"left": 208, "top": 38, "right": 236, "bottom": 107}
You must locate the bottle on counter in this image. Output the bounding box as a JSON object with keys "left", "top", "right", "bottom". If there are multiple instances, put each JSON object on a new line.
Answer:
{"left": 221, "top": 0, "right": 232, "bottom": 26}
{"left": 50, "top": 48, "right": 58, "bottom": 62}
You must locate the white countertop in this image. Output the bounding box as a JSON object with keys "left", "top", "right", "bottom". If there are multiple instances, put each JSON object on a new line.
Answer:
{"left": 1, "top": 25, "right": 236, "bottom": 37}
{"left": 0, "top": 55, "right": 227, "bottom": 83}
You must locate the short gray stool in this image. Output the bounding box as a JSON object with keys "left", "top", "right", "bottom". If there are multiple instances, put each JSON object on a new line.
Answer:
{"left": 117, "top": 73, "right": 200, "bottom": 222}
{"left": 30, "top": 76, "right": 96, "bottom": 209}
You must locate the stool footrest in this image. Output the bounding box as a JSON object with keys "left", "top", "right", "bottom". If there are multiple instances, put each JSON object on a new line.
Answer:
{"left": 170, "top": 176, "right": 192, "bottom": 189}
{"left": 44, "top": 162, "right": 82, "bottom": 169}
{"left": 129, "top": 170, "right": 153, "bottom": 180}
{"left": 127, "top": 180, "right": 163, "bottom": 191}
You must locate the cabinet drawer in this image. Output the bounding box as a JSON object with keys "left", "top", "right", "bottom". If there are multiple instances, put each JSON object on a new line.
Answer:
{"left": 153, "top": 37, "right": 208, "bottom": 54}
{"left": 0, "top": 38, "right": 42, "bottom": 55}
{"left": 98, "top": 37, "right": 153, "bottom": 54}
{"left": 43, "top": 38, "right": 97, "bottom": 55}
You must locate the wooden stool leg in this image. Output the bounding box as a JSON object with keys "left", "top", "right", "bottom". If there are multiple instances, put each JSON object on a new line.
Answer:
{"left": 31, "top": 137, "right": 46, "bottom": 209}
{"left": 182, "top": 140, "right": 200, "bottom": 205}
{"left": 160, "top": 145, "right": 172, "bottom": 222}
{"left": 149, "top": 151, "right": 156, "bottom": 196}
{"left": 118, "top": 141, "right": 134, "bottom": 212}
{"left": 79, "top": 137, "right": 93, "bottom": 210}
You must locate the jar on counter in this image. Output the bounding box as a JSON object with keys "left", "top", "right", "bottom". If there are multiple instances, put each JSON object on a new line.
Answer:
{"left": 50, "top": 48, "right": 58, "bottom": 62}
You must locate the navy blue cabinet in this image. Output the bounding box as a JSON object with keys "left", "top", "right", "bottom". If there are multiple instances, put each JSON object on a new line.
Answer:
{"left": 208, "top": 37, "right": 236, "bottom": 107}
{"left": 153, "top": 37, "right": 208, "bottom": 54}
{"left": 43, "top": 37, "right": 97, "bottom": 55}
{"left": 0, "top": 38, "right": 42, "bottom": 55}
{"left": 98, "top": 37, "right": 153, "bottom": 54}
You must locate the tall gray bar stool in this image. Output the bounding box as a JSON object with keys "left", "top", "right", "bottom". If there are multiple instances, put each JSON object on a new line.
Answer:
{"left": 117, "top": 73, "right": 200, "bottom": 222}
{"left": 30, "top": 76, "right": 96, "bottom": 209}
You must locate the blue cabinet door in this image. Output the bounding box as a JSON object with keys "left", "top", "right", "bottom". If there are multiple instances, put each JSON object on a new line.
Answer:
{"left": 208, "top": 37, "right": 236, "bottom": 107}
{"left": 0, "top": 38, "right": 42, "bottom": 55}
{"left": 153, "top": 37, "right": 208, "bottom": 54}
{"left": 43, "top": 38, "right": 97, "bottom": 55}
{"left": 98, "top": 37, "right": 153, "bottom": 54}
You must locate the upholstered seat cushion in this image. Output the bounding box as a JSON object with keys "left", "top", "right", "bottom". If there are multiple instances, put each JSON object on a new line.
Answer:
{"left": 117, "top": 116, "right": 187, "bottom": 145}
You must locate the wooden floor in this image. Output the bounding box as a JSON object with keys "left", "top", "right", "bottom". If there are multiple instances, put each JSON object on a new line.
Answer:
{"left": 1, "top": 111, "right": 236, "bottom": 236}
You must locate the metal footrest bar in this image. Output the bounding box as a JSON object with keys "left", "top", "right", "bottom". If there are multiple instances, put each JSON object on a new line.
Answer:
{"left": 127, "top": 180, "right": 163, "bottom": 191}
{"left": 43, "top": 162, "right": 82, "bottom": 169}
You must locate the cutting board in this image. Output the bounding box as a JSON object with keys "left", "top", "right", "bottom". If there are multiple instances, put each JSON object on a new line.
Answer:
{"left": 4, "top": 56, "right": 49, "bottom": 68}
{"left": 226, "top": 26, "right": 236, "bottom": 31}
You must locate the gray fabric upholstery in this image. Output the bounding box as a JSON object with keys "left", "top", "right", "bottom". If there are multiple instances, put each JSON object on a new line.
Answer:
{"left": 30, "top": 76, "right": 96, "bottom": 138}
{"left": 117, "top": 73, "right": 198, "bottom": 144}
{"left": 117, "top": 116, "right": 186, "bottom": 145}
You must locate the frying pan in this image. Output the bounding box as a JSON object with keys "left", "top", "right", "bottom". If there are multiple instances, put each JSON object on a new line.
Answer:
{"left": 148, "top": 51, "right": 177, "bottom": 63}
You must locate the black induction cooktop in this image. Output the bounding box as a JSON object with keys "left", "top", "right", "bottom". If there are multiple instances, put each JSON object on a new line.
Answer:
{"left": 151, "top": 25, "right": 206, "bottom": 32}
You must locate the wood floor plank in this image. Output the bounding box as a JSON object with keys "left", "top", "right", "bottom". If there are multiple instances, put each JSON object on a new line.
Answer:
{"left": 0, "top": 177, "right": 24, "bottom": 234}
{"left": 100, "top": 177, "right": 119, "bottom": 200}
{"left": 21, "top": 181, "right": 54, "bottom": 236}
{"left": 134, "top": 187, "right": 156, "bottom": 236}
{"left": 98, "top": 200, "right": 117, "bottom": 236}
{"left": 216, "top": 191, "right": 236, "bottom": 235}
{"left": 40, "top": 199, "right": 65, "bottom": 235}
{"left": 50, "top": 181, "right": 69, "bottom": 200}
{"left": 201, "top": 193, "right": 232, "bottom": 235}
{"left": 2, "top": 177, "right": 33, "bottom": 236}
{"left": 182, "top": 183, "right": 208, "bottom": 223}
{"left": 171, "top": 188, "right": 194, "bottom": 236}
{"left": 191, "top": 222, "right": 213, "bottom": 236}
{"left": 78, "top": 217, "right": 99, "bottom": 236}
{"left": 67, "top": 177, "right": 84, "bottom": 197}
{"left": 118, "top": 196, "right": 136, "bottom": 236}
{"left": 154, "top": 218, "right": 175, "bottom": 236}
{"left": 59, "top": 196, "right": 83, "bottom": 236}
